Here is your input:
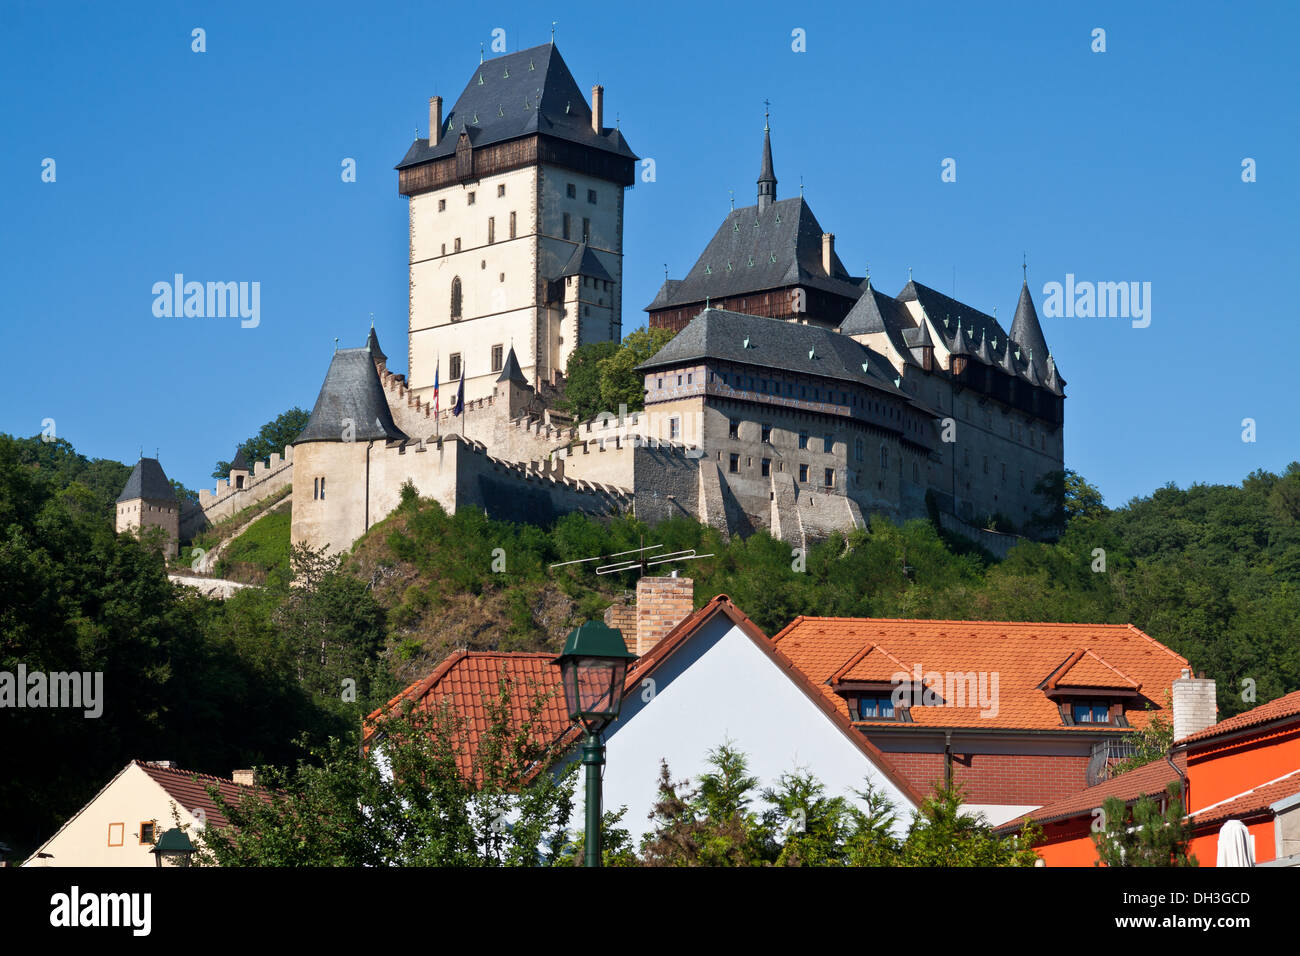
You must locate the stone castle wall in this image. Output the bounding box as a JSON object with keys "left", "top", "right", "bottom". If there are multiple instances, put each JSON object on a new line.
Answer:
{"left": 185, "top": 446, "right": 295, "bottom": 540}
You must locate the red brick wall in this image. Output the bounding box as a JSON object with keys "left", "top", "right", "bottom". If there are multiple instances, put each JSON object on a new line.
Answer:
{"left": 883, "top": 750, "right": 1091, "bottom": 805}
{"left": 635, "top": 576, "right": 695, "bottom": 655}
{"left": 603, "top": 601, "right": 637, "bottom": 653}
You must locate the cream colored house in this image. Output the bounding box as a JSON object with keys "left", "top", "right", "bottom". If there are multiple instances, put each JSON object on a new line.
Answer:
{"left": 23, "top": 760, "right": 257, "bottom": 867}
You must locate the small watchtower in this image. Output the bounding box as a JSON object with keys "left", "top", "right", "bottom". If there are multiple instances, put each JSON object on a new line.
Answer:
{"left": 116, "top": 456, "right": 179, "bottom": 558}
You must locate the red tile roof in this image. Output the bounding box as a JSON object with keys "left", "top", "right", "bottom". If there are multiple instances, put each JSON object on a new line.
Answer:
{"left": 996, "top": 753, "right": 1188, "bottom": 832}
{"left": 365, "top": 651, "right": 569, "bottom": 777}
{"left": 135, "top": 760, "right": 268, "bottom": 832}
{"left": 1178, "top": 689, "right": 1300, "bottom": 746}
{"left": 1191, "top": 770, "right": 1300, "bottom": 827}
{"left": 771, "top": 618, "right": 1188, "bottom": 732}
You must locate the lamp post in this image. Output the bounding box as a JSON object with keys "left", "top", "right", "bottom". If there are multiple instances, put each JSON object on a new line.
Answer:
{"left": 553, "top": 620, "right": 635, "bottom": 867}
{"left": 149, "top": 828, "right": 196, "bottom": 867}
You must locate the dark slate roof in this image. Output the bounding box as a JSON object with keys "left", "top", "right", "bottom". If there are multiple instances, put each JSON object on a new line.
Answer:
{"left": 839, "top": 285, "right": 921, "bottom": 368}
{"left": 558, "top": 241, "right": 612, "bottom": 280}
{"left": 117, "top": 457, "right": 174, "bottom": 503}
{"left": 646, "top": 279, "right": 683, "bottom": 309}
{"left": 637, "top": 307, "right": 909, "bottom": 399}
{"left": 294, "top": 348, "right": 409, "bottom": 444}
{"left": 1044, "top": 354, "right": 1066, "bottom": 396}
{"left": 645, "top": 197, "right": 864, "bottom": 310}
{"left": 496, "top": 345, "right": 528, "bottom": 384}
{"left": 395, "top": 43, "right": 637, "bottom": 170}
{"left": 230, "top": 447, "right": 250, "bottom": 471}
{"left": 1010, "top": 282, "right": 1050, "bottom": 378}
{"left": 366, "top": 325, "right": 387, "bottom": 362}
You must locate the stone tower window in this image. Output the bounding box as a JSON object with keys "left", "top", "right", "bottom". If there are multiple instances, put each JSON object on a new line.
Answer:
{"left": 491, "top": 344, "right": 503, "bottom": 372}
{"left": 488, "top": 217, "right": 495, "bottom": 244}
{"left": 450, "top": 353, "right": 462, "bottom": 380}
{"left": 450, "top": 277, "right": 463, "bottom": 321}
{"left": 497, "top": 184, "right": 506, "bottom": 197}
{"left": 566, "top": 183, "right": 576, "bottom": 198}
{"left": 509, "top": 211, "right": 516, "bottom": 238}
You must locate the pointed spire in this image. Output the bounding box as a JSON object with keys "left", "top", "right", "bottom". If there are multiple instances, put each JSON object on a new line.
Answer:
{"left": 366, "top": 324, "right": 387, "bottom": 362}
{"left": 496, "top": 345, "right": 527, "bottom": 385}
{"left": 1010, "top": 280, "right": 1050, "bottom": 377}
{"left": 757, "top": 104, "right": 777, "bottom": 214}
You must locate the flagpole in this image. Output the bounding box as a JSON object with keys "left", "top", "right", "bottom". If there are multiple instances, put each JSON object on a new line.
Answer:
{"left": 434, "top": 354, "right": 441, "bottom": 441}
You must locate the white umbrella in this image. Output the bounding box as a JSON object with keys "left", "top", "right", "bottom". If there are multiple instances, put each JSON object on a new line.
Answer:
{"left": 1216, "top": 819, "right": 1255, "bottom": 867}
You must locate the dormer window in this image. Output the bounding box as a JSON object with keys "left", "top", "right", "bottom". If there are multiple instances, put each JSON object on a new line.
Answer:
{"left": 851, "top": 694, "right": 896, "bottom": 720}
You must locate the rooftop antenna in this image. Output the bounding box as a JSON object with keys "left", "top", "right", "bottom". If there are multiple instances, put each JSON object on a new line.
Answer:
{"left": 550, "top": 537, "right": 714, "bottom": 578}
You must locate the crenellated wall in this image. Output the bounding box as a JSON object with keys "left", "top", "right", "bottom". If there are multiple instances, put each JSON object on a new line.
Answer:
{"left": 185, "top": 446, "right": 295, "bottom": 539}
{"left": 291, "top": 433, "right": 632, "bottom": 556}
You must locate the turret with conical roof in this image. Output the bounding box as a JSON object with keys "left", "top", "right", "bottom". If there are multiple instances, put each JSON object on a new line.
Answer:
{"left": 1010, "top": 281, "right": 1051, "bottom": 379}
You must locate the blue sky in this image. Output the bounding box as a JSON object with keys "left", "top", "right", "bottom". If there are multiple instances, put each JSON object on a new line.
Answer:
{"left": 2, "top": 0, "right": 1296, "bottom": 506}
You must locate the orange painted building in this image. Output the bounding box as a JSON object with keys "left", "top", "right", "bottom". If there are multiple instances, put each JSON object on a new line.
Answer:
{"left": 1000, "top": 688, "right": 1300, "bottom": 866}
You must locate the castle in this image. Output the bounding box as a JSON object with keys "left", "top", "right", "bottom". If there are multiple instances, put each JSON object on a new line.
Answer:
{"left": 115, "top": 42, "right": 1065, "bottom": 561}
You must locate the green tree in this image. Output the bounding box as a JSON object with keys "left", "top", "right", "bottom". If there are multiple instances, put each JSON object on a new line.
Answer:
{"left": 1092, "top": 781, "right": 1197, "bottom": 867}
{"left": 898, "top": 783, "right": 1041, "bottom": 867}
{"left": 193, "top": 680, "right": 575, "bottom": 866}
{"left": 596, "top": 326, "right": 676, "bottom": 414}
{"left": 559, "top": 340, "right": 620, "bottom": 421}
{"left": 213, "top": 407, "right": 310, "bottom": 478}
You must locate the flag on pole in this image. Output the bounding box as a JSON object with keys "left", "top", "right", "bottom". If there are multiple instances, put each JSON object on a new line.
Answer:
{"left": 452, "top": 367, "right": 465, "bottom": 417}
{"left": 433, "top": 360, "right": 440, "bottom": 419}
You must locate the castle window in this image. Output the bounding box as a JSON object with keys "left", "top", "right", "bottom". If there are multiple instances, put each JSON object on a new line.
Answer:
{"left": 509, "top": 211, "right": 517, "bottom": 239}
{"left": 491, "top": 344, "right": 503, "bottom": 372}
{"left": 761, "top": 458, "right": 771, "bottom": 477}
{"left": 798, "top": 431, "right": 808, "bottom": 449}
{"left": 488, "top": 217, "right": 495, "bottom": 243}
{"left": 729, "top": 454, "right": 739, "bottom": 473}
{"left": 454, "top": 237, "right": 461, "bottom": 252}
{"left": 450, "top": 353, "right": 462, "bottom": 380}
{"left": 441, "top": 243, "right": 446, "bottom": 256}
{"left": 235, "top": 475, "right": 244, "bottom": 490}
{"left": 798, "top": 464, "right": 809, "bottom": 483}
{"left": 566, "top": 183, "right": 576, "bottom": 198}
{"left": 438, "top": 199, "right": 446, "bottom": 212}
{"left": 825, "top": 468, "right": 835, "bottom": 488}
{"left": 761, "top": 424, "right": 772, "bottom": 443}
{"left": 563, "top": 213, "right": 571, "bottom": 240}
{"left": 687, "top": 373, "right": 693, "bottom": 385}
{"left": 497, "top": 184, "right": 506, "bottom": 197}
{"left": 855, "top": 438, "right": 864, "bottom": 461}
{"left": 467, "top": 191, "right": 476, "bottom": 205}
{"left": 657, "top": 378, "right": 663, "bottom": 389}
{"left": 582, "top": 217, "right": 590, "bottom": 241}
{"left": 669, "top": 418, "right": 680, "bottom": 440}
{"left": 729, "top": 418, "right": 739, "bottom": 439}
{"left": 587, "top": 188, "right": 597, "bottom": 204}
{"left": 313, "top": 477, "right": 318, "bottom": 499}
{"left": 450, "top": 277, "right": 463, "bottom": 320}
{"left": 824, "top": 434, "right": 833, "bottom": 454}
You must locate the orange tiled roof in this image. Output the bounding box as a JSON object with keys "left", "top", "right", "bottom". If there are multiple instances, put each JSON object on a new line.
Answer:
{"left": 996, "top": 752, "right": 1188, "bottom": 831}
{"left": 771, "top": 618, "right": 1188, "bottom": 732}
{"left": 1190, "top": 770, "right": 1300, "bottom": 826}
{"left": 1046, "top": 649, "right": 1141, "bottom": 691}
{"left": 830, "top": 643, "right": 910, "bottom": 684}
{"left": 365, "top": 651, "right": 569, "bottom": 776}
{"left": 1178, "top": 689, "right": 1300, "bottom": 746}
{"left": 136, "top": 760, "right": 269, "bottom": 832}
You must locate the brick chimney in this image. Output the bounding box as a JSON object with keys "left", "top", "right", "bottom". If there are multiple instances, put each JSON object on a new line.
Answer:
{"left": 635, "top": 575, "right": 694, "bottom": 655}
{"left": 591, "top": 84, "right": 604, "bottom": 134}
{"left": 603, "top": 597, "right": 638, "bottom": 653}
{"left": 232, "top": 769, "right": 256, "bottom": 787}
{"left": 1172, "top": 669, "right": 1217, "bottom": 741}
{"left": 429, "top": 96, "right": 442, "bottom": 148}
{"left": 822, "top": 233, "right": 835, "bottom": 275}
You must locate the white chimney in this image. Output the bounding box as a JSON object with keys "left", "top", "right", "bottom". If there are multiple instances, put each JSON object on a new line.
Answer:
{"left": 822, "top": 233, "right": 835, "bottom": 275}
{"left": 591, "top": 84, "right": 604, "bottom": 135}
{"left": 429, "top": 96, "right": 442, "bottom": 148}
{"left": 1172, "top": 669, "right": 1217, "bottom": 741}
{"left": 232, "top": 769, "right": 256, "bottom": 787}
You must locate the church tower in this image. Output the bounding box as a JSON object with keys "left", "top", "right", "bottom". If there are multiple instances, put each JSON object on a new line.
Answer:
{"left": 396, "top": 43, "right": 638, "bottom": 407}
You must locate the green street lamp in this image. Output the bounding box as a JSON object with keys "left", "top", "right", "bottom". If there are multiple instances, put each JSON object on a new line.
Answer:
{"left": 554, "top": 620, "right": 635, "bottom": 867}
{"left": 149, "top": 828, "right": 196, "bottom": 867}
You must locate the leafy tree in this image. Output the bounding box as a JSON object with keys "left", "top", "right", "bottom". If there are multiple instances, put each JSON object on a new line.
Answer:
{"left": 212, "top": 407, "right": 310, "bottom": 478}
{"left": 559, "top": 340, "right": 620, "bottom": 421}
{"left": 898, "top": 783, "right": 1041, "bottom": 867}
{"left": 761, "top": 771, "right": 852, "bottom": 866}
{"left": 1092, "top": 781, "right": 1197, "bottom": 867}
{"left": 596, "top": 327, "right": 676, "bottom": 415}
{"left": 194, "top": 679, "right": 576, "bottom": 866}
{"left": 1109, "top": 707, "right": 1175, "bottom": 777}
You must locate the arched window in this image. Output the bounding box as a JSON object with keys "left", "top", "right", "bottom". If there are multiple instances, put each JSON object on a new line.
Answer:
{"left": 450, "top": 277, "right": 462, "bottom": 321}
